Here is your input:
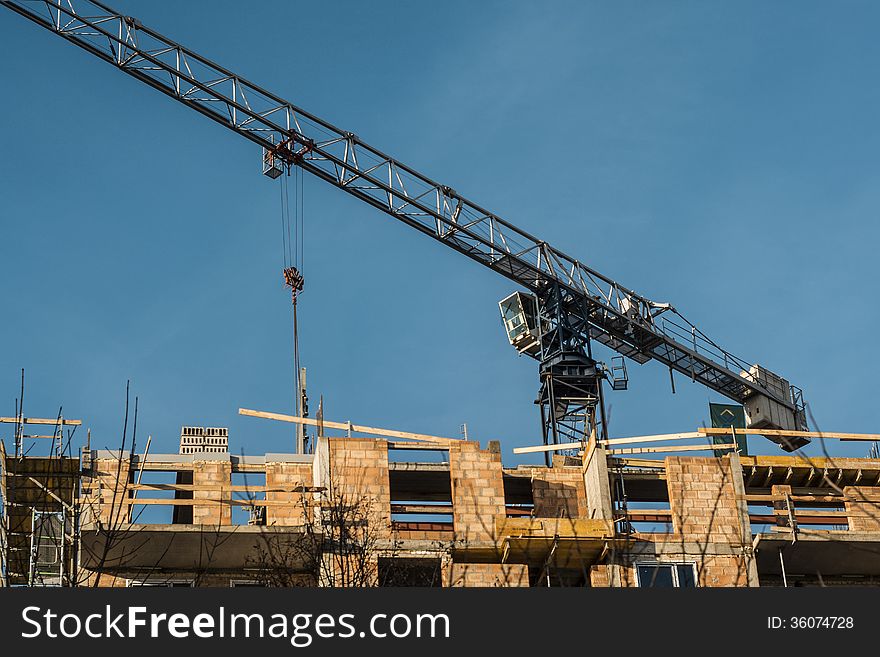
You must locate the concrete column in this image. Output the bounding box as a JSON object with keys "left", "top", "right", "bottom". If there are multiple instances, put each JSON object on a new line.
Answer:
{"left": 582, "top": 446, "right": 613, "bottom": 521}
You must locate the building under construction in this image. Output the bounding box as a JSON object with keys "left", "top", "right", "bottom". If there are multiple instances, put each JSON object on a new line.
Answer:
{"left": 4, "top": 408, "right": 880, "bottom": 588}
{"left": 1, "top": 2, "right": 878, "bottom": 588}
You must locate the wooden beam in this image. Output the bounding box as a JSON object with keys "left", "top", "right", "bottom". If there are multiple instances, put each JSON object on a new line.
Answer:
{"left": 513, "top": 441, "right": 583, "bottom": 455}
{"left": 746, "top": 494, "right": 844, "bottom": 504}
{"left": 513, "top": 431, "right": 706, "bottom": 455}
{"left": 608, "top": 443, "right": 737, "bottom": 456}
{"left": 700, "top": 427, "right": 880, "bottom": 442}
{"left": 618, "top": 509, "right": 673, "bottom": 523}
{"left": 118, "top": 498, "right": 313, "bottom": 507}
{"left": 0, "top": 417, "right": 82, "bottom": 426}
{"left": 607, "top": 458, "right": 668, "bottom": 469}
{"left": 602, "top": 431, "right": 705, "bottom": 446}
{"left": 391, "top": 503, "right": 454, "bottom": 514}
{"left": 388, "top": 441, "right": 449, "bottom": 451}
{"left": 128, "top": 484, "right": 314, "bottom": 493}
{"left": 239, "top": 408, "right": 458, "bottom": 444}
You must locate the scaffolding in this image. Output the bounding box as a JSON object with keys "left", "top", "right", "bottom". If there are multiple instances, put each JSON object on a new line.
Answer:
{"left": 0, "top": 380, "right": 82, "bottom": 587}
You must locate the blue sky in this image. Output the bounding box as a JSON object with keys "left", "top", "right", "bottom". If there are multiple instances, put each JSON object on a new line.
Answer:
{"left": 0, "top": 0, "right": 878, "bottom": 462}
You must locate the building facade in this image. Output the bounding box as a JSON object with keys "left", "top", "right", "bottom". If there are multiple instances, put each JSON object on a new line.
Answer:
{"left": 4, "top": 433, "right": 880, "bottom": 587}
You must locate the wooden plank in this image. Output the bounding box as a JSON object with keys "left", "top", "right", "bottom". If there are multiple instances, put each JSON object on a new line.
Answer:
{"left": 787, "top": 509, "right": 848, "bottom": 518}
{"left": 391, "top": 503, "right": 454, "bottom": 514}
{"left": 700, "top": 427, "right": 880, "bottom": 442}
{"left": 607, "top": 458, "right": 667, "bottom": 469}
{"left": 117, "top": 498, "right": 310, "bottom": 507}
{"left": 239, "top": 408, "right": 458, "bottom": 444}
{"left": 513, "top": 441, "right": 583, "bottom": 455}
{"left": 496, "top": 517, "right": 613, "bottom": 538}
{"left": 514, "top": 431, "right": 709, "bottom": 455}
{"left": 128, "top": 484, "right": 313, "bottom": 493}
{"left": 601, "top": 431, "right": 705, "bottom": 446}
{"left": 387, "top": 441, "right": 449, "bottom": 450}
{"left": 0, "top": 417, "right": 82, "bottom": 426}
{"left": 608, "top": 442, "right": 737, "bottom": 456}
{"left": 618, "top": 510, "right": 673, "bottom": 523}
{"left": 746, "top": 494, "right": 844, "bottom": 504}
{"left": 741, "top": 455, "right": 880, "bottom": 471}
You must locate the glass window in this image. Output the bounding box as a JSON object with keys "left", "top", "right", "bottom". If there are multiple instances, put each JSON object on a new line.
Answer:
{"left": 676, "top": 564, "right": 697, "bottom": 588}
{"left": 636, "top": 563, "right": 697, "bottom": 588}
{"left": 637, "top": 564, "right": 675, "bottom": 587}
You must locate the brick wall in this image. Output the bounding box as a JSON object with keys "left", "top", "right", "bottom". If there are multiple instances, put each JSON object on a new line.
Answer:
{"left": 590, "top": 564, "right": 611, "bottom": 587}
{"left": 192, "top": 459, "right": 232, "bottom": 526}
{"left": 529, "top": 466, "right": 588, "bottom": 518}
{"left": 319, "top": 553, "right": 379, "bottom": 587}
{"left": 325, "top": 438, "right": 391, "bottom": 540}
{"left": 844, "top": 486, "right": 880, "bottom": 531}
{"left": 446, "top": 563, "right": 528, "bottom": 587}
{"left": 605, "top": 556, "right": 748, "bottom": 588}
{"left": 695, "top": 555, "right": 749, "bottom": 586}
{"left": 89, "top": 573, "right": 128, "bottom": 588}
{"left": 89, "top": 456, "right": 132, "bottom": 524}
{"left": 265, "top": 461, "right": 313, "bottom": 526}
{"left": 666, "top": 456, "right": 744, "bottom": 543}
{"left": 448, "top": 442, "right": 506, "bottom": 543}
{"left": 661, "top": 455, "right": 753, "bottom": 587}
{"left": 392, "top": 522, "right": 453, "bottom": 541}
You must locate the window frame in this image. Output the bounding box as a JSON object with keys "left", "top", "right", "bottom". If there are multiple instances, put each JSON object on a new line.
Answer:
{"left": 635, "top": 561, "right": 698, "bottom": 588}
{"left": 126, "top": 578, "right": 194, "bottom": 587}
{"left": 229, "top": 579, "right": 265, "bottom": 587}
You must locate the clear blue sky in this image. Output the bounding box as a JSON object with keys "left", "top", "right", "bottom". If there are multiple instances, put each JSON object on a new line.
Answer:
{"left": 0, "top": 0, "right": 877, "bottom": 462}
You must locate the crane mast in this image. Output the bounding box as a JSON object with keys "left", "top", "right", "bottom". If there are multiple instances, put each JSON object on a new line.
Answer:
{"left": 0, "top": 0, "right": 810, "bottom": 452}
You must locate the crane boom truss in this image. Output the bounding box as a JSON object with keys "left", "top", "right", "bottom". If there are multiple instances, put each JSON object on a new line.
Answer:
{"left": 1, "top": 0, "right": 801, "bottom": 414}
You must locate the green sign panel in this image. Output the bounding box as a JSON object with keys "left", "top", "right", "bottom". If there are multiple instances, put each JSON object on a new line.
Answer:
{"left": 709, "top": 403, "right": 748, "bottom": 456}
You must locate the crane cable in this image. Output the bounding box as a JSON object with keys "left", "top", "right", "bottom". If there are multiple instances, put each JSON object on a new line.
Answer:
{"left": 280, "top": 164, "right": 306, "bottom": 451}
{"left": 280, "top": 169, "right": 293, "bottom": 269}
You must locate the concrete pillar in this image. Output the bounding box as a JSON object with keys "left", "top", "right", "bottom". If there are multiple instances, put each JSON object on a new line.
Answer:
{"left": 582, "top": 445, "right": 613, "bottom": 521}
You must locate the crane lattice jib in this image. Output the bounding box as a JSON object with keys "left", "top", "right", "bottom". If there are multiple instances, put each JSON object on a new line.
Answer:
{"left": 0, "top": 0, "right": 797, "bottom": 410}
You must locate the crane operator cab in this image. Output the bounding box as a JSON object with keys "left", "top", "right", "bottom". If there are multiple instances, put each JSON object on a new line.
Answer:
{"left": 499, "top": 292, "right": 541, "bottom": 357}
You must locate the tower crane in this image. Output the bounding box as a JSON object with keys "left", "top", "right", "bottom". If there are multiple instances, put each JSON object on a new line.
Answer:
{"left": 0, "top": 0, "right": 810, "bottom": 456}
